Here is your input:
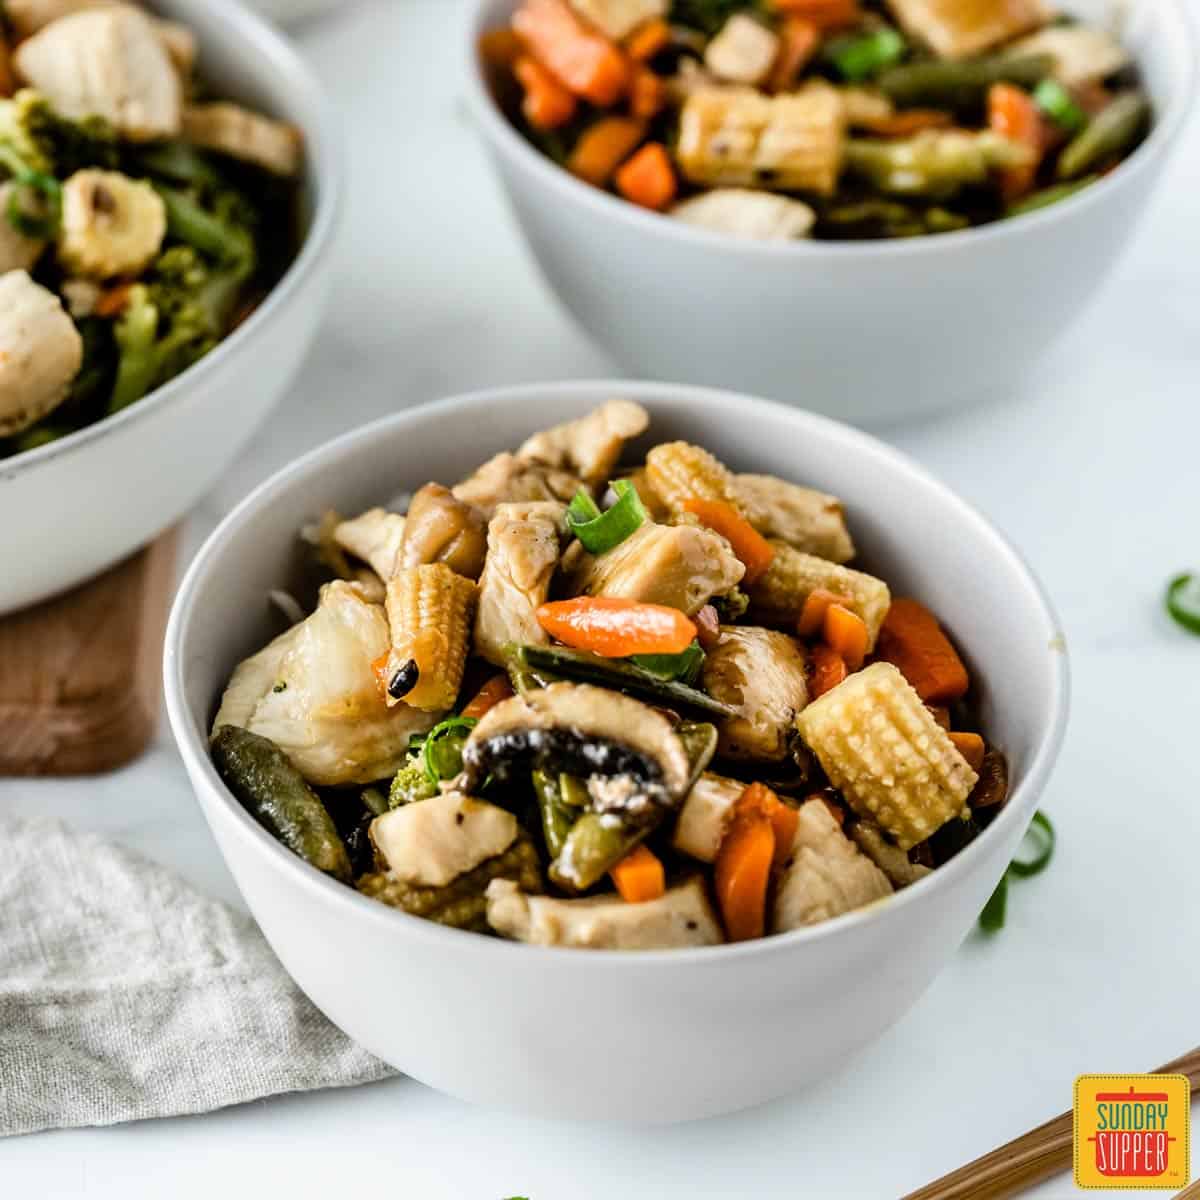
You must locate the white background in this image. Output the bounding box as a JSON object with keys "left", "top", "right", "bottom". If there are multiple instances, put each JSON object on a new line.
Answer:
{"left": 3, "top": 2, "right": 1200, "bottom": 1196}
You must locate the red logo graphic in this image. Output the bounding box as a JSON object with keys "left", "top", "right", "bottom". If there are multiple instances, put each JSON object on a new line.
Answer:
{"left": 1088, "top": 1087, "right": 1177, "bottom": 1178}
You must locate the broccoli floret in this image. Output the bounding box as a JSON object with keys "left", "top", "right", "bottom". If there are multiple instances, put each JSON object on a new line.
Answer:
{"left": 154, "top": 182, "right": 256, "bottom": 268}
{"left": 388, "top": 757, "right": 438, "bottom": 809}
{"left": 0, "top": 89, "right": 118, "bottom": 179}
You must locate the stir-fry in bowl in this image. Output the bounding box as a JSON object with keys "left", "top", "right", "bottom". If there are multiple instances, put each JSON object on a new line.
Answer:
{"left": 480, "top": 0, "right": 1152, "bottom": 240}
{"left": 208, "top": 398, "right": 1009, "bottom": 949}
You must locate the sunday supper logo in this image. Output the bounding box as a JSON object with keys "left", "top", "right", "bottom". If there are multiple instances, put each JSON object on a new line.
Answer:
{"left": 1074, "top": 1075, "right": 1191, "bottom": 1189}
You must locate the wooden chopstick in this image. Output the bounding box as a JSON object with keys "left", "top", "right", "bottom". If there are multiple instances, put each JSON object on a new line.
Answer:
{"left": 903, "top": 1047, "right": 1200, "bottom": 1200}
{"left": 1173, "top": 1180, "right": 1200, "bottom": 1198}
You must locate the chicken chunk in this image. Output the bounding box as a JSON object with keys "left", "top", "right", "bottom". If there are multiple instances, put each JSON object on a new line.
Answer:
{"left": 13, "top": 6, "right": 182, "bottom": 140}
{"left": 704, "top": 14, "right": 781, "bottom": 87}
{"left": 672, "top": 772, "right": 745, "bottom": 863}
{"left": 517, "top": 399, "right": 649, "bottom": 487}
{"left": 452, "top": 451, "right": 583, "bottom": 519}
{"left": 370, "top": 792, "right": 518, "bottom": 888}
{"left": 848, "top": 819, "right": 932, "bottom": 889}
{"left": 566, "top": 0, "right": 667, "bottom": 41}
{"left": 211, "top": 580, "right": 437, "bottom": 787}
{"left": 332, "top": 508, "right": 406, "bottom": 581}
{"left": 882, "top": 0, "right": 1048, "bottom": 60}
{"left": 57, "top": 169, "right": 166, "bottom": 279}
{"left": 701, "top": 626, "right": 808, "bottom": 762}
{"left": 1005, "top": 25, "right": 1131, "bottom": 87}
{"left": 672, "top": 189, "right": 816, "bottom": 241}
{"left": 0, "top": 269, "right": 83, "bottom": 436}
{"left": 733, "top": 474, "right": 855, "bottom": 563}
{"left": 182, "top": 102, "right": 304, "bottom": 178}
{"left": 487, "top": 876, "right": 724, "bottom": 949}
{"left": 772, "top": 799, "right": 893, "bottom": 932}
{"left": 566, "top": 520, "right": 744, "bottom": 616}
{"left": 0, "top": 183, "right": 46, "bottom": 273}
{"left": 474, "top": 501, "right": 568, "bottom": 666}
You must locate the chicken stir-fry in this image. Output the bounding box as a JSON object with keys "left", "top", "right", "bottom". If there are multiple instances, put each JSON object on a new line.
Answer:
{"left": 481, "top": 0, "right": 1150, "bottom": 240}
{"left": 0, "top": 1, "right": 304, "bottom": 459}
{"left": 212, "top": 402, "right": 1008, "bottom": 950}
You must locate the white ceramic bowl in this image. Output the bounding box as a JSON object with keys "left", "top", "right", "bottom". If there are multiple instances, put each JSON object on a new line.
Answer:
{"left": 0, "top": 0, "right": 341, "bottom": 615}
{"left": 165, "top": 381, "right": 1069, "bottom": 1122}
{"left": 465, "top": 0, "right": 1196, "bottom": 425}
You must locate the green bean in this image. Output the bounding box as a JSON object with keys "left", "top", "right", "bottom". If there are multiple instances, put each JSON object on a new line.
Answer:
{"left": 1006, "top": 175, "right": 1097, "bottom": 216}
{"left": 558, "top": 774, "right": 591, "bottom": 808}
{"left": 550, "top": 812, "right": 650, "bottom": 892}
{"left": 361, "top": 786, "right": 390, "bottom": 817}
{"left": 677, "top": 721, "right": 718, "bottom": 789}
{"left": 532, "top": 769, "right": 576, "bottom": 859}
{"left": 211, "top": 725, "right": 351, "bottom": 882}
{"left": 878, "top": 54, "right": 1052, "bottom": 115}
{"left": 845, "top": 130, "right": 1030, "bottom": 198}
{"left": 1057, "top": 91, "right": 1149, "bottom": 180}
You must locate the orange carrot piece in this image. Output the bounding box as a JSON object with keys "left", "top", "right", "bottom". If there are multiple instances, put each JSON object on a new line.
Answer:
{"left": 715, "top": 801, "right": 776, "bottom": 942}
{"left": 610, "top": 843, "right": 666, "bottom": 903}
{"left": 876, "top": 597, "right": 970, "bottom": 704}
{"left": 768, "top": 16, "right": 820, "bottom": 91}
{"left": 823, "top": 603, "right": 868, "bottom": 671}
{"left": 514, "top": 54, "right": 578, "bottom": 130}
{"left": 949, "top": 731, "right": 986, "bottom": 773}
{"left": 796, "top": 588, "right": 853, "bottom": 638}
{"left": 461, "top": 674, "right": 514, "bottom": 720}
{"left": 769, "top": 0, "right": 860, "bottom": 32}
{"left": 513, "top": 0, "right": 630, "bottom": 106}
{"left": 478, "top": 28, "right": 524, "bottom": 69}
{"left": 536, "top": 595, "right": 698, "bottom": 657}
{"left": 628, "top": 66, "right": 667, "bottom": 119}
{"left": 809, "top": 642, "right": 848, "bottom": 698}
{"left": 988, "top": 82, "right": 1045, "bottom": 201}
{"left": 858, "top": 109, "right": 954, "bottom": 137}
{"left": 625, "top": 17, "right": 670, "bottom": 62}
{"left": 615, "top": 141, "right": 677, "bottom": 210}
{"left": 737, "top": 783, "right": 798, "bottom": 871}
{"left": 681, "top": 499, "right": 775, "bottom": 587}
{"left": 568, "top": 116, "right": 646, "bottom": 185}
{"left": 926, "top": 704, "right": 952, "bottom": 730}
{"left": 95, "top": 283, "right": 133, "bottom": 318}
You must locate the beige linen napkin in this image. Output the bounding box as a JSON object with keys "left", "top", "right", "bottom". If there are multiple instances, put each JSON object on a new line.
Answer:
{"left": 0, "top": 815, "right": 394, "bottom": 1137}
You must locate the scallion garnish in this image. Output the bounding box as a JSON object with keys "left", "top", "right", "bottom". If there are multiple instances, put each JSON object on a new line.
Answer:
{"left": 978, "top": 810, "right": 1056, "bottom": 932}
{"left": 1033, "top": 78, "right": 1087, "bottom": 133}
{"left": 6, "top": 170, "right": 62, "bottom": 239}
{"left": 1165, "top": 572, "right": 1200, "bottom": 635}
{"left": 631, "top": 641, "right": 705, "bottom": 685}
{"left": 978, "top": 873, "right": 1008, "bottom": 933}
{"left": 421, "top": 715, "right": 478, "bottom": 783}
{"left": 827, "top": 27, "right": 906, "bottom": 83}
{"left": 566, "top": 479, "right": 647, "bottom": 554}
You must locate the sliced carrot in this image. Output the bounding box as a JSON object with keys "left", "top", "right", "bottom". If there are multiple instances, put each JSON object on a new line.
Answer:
{"left": 876, "top": 597, "right": 970, "bottom": 704}
{"left": 513, "top": 0, "right": 630, "bottom": 106}
{"left": 949, "top": 731, "right": 986, "bottom": 773}
{"left": 514, "top": 54, "right": 578, "bottom": 130}
{"left": 823, "top": 603, "right": 868, "bottom": 671}
{"left": 628, "top": 66, "right": 667, "bottom": 119}
{"left": 625, "top": 17, "right": 670, "bottom": 62}
{"left": 95, "top": 283, "right": 133, "bottom": 318}
{"left": 858, "top": 109, "right": 954, "bottom": 137}
{"left": 926, "top": 704, "right": 952, "bottom": 730}
{"left": 694, "top": 603, "right": 721, "bottom": 650}
{"left": 461, "top": 674, "right": 514, "bottom": 720}
{"left": 478, "top": 28, "right": 524, "bottom": 69}
{"left": 568, "top": 116, "right": 646, "bottom": 186}
{"left": 615, "top": 141, "right": 676, "bottom": 210}
{"left": 681, "top": 499, "right": 775, "bottom": 587}
{"left": 370, "top": 651, "right": 391, "bottom": 700}
{"left": 536, "top": 595, "right": 698, "bottom": 657}
{"left": 768, "top": 16, "right": 820, "bottom": 92}
{"left": 988, "top": 82, "right": 1045, "bottom": 201}
{"left": 610, "top": 843, "right": 666, "bottom": 902}
{"left": 796, "top": 587, "right": 853, "bottom": 637}
{"left": 809, "top": 642, "right": 848, "bottom": 699}
{"left": 769, "top": 0, "right": 860, "bottom": 32}
{"left": 715, "top": 800, "right": 776, "bottom": 942}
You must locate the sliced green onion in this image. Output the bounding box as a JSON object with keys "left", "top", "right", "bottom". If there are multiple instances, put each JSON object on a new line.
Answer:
{"left": 1008, "top": 811, "right": 1056, "bottom": 878}
{"left": 631, "top": 641, "right": 705, "bottom": 685}
{"left": 1166, "top": 572, "right": 1200, "bottom": 635}
{"left": 978, "top": 872, "right": 1008, "bottom": 932}
{"left": 1033, "top": 78, "right": 1087, "bottom": 132}
{"left": 5, "top": 170, "right": 62, "bottom": 239}
{"left": 827, "top": 27, "right": 906, "bottom": 83}
{"left": 421, "top": 715, "right": 478, "bottom": 783}
{"left": 566, "top": 479, "right": 647, "bottom": 554}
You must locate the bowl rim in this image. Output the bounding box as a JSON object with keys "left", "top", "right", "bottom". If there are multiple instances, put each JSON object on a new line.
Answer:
{"left": 164, "top": 379, "right": 1071, "bottom": 966}
{"left": 463, "top": 0, "right": 1197, "bottom": 260}
{"left": 0, "top": 0, "right": 344, "bottom": 485}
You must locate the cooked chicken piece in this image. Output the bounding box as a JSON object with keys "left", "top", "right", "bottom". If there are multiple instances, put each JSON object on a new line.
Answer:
{"left": 623, "top": 466, "right": 669, "bottom": 521}
{"left": 332, "top": 508, "right": 406, "bottom": 582}
{"left": 487, "top": 876, "right": 724, "bottom": 949}
{"left": 839, "top": 86, "right": 894, "bottom": 127}
{"left": 1005, "top": 25, "right": 1130, "bottom": 87}
{"left": 59, "top": 277, "right": 100, "bottom": 318}
{"left": 154, "top": 20, "right": 195, "bottom": 77}
{"left": 566, "top": 0, "right": 667, "bottom": 41}
{"left": 882, "top": 0, "right": 1048, "bottom": 60}
{"left": 369, "top": 791, "right": 518, "bottom": 888}
{"left": 0, "top": 269, "right": 82, "bottom": 436}
{"left": 566, "top": 520, "right": 744, "bottom": 616}
{"left": 704, "top": 13, "right": 780, "bottom": 87}
{"left": 733, "top": 474, "right": 855, "bottom": 563}
{"left": 13, "top": 6, "right": 182, "bottom": 140}
{"left": 399, "top": 482, "right": 487, "bottom": 579}
{"left": 452, "top": 451, "right": 583, "bottom": 519}
{"left": 57, "top": 169, "right": 166, "bottom": 278}
{"left": 211, "top": 580, "right": 437, "bottom": 787}
{"left": 474, "top": 501, "right": 567, "bottom": 666}
{"left": 672, "top": 189, "right": 816, "bottom": 241}
{"left": 182, "top": 102, "right": 304, "bottom": 178}
{"left": 772, "top": 799, "right": 893, "bottom": 932}
{"left": 672, "top": 772, "right": 745, "bottom": 863}
{"left": 701, "top": 626, "right": 808, "bottom": 761}
{"left": 517, "top": 399, "right": 649, "bottom": 487}
{"left": 848, "top": 819, "right": 932, "bottom": 889}
{"left": 0, "top": 183, "right": 46, "bottom": 273}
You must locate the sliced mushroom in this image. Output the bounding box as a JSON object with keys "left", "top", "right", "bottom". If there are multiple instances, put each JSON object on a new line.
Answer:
{"left": 701, "top": 626, "right": 808, "bottom": 762}
{"left": 57, "top": 169, "right": 166, "bottom": 279}
{"left": 13, "top": 6, "right": 182, "bottom": 141}
{"left": 516, "top": 399, "right": 649, "bottom": 487}
{"left": 461, "top": 682, "right": 690, "bottom": 821}
{"left": 848, "top": 818, "right": 933, "bottom": 889}
{"left": 182, "top": 102, "right": 304, "bottom": 178}
{"left": 332, "top": 507, "right": 407, "bottom": 582}
{"left": 733, "top": 474, "right": 855, "bottom": 563}
{"left": 0, "top": 182, "right": 47, "bottom": 273}
{"left": 452, "top": 451, "right": 583, "bottom": 519}
{"left": 0, "top": 269, "right": 83, "bottom": 436}
{"left": 399, "top": 482, "right": 487, "bottom": 580}
{"left": 486, "top": 875, "right": 724, "bottom": 949}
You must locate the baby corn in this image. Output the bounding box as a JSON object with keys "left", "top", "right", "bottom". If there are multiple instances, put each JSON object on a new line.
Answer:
{"left": 797, "top": 663, "right": 977, "bottom": 850}
{"left": 644, "top": 440, "right": 737, "bottom": 514}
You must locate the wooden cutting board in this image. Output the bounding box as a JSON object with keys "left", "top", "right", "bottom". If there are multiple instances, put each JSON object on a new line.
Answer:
{"left": 0, "top": 531, "right": 178, "bottom": 777}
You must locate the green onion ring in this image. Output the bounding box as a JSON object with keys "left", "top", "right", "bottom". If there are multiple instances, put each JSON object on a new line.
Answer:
{"left": 1033, "top": 78, "right": 1087, "bottom": 133}
{"left": 566, "top": 479, "right": 647, "bottom": 554}
{"left": 1165, "top": 572, "right": 1200, "bottom": 636}
{"left": 5, "top": 170, "right": 62, "bottom": 239}
{"left": 978, "top": 872, "right": 1009, "bottom": 932}
{"left": 1008, "top": 810, "right": 1056, "bottom": 879}
{"left": 421, "top": 715, "right": 478, "bottom": 783}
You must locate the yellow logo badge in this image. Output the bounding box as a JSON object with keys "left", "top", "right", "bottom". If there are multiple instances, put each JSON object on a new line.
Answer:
{"left": 1074, "top": 1074, "right": 1190, "bottom": 1189}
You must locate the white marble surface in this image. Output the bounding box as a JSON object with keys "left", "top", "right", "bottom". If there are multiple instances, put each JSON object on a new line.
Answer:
{"left": 4, "top": 2, "right": 1200, "bottom": 1195}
